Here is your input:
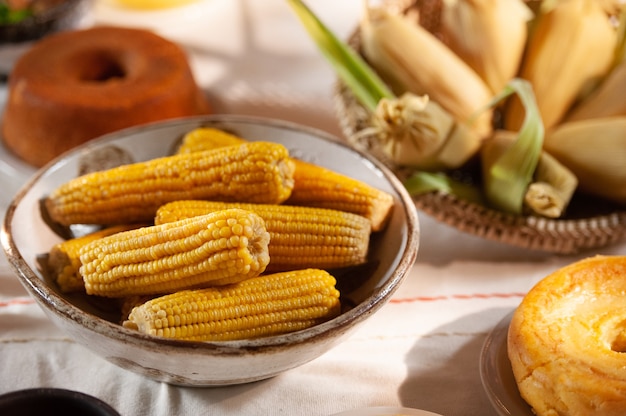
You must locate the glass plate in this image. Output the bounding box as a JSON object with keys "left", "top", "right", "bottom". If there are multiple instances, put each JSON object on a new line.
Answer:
{"left": 479, "top": 311, "right": 534, "bottom": 416}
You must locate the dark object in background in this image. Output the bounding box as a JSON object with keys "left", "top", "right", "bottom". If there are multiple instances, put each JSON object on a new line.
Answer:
{"left": 0, "top": 388, "right": 120, "bottom": 416}
{"left": 0, "top": 0, "right": 90, "bottom": 43}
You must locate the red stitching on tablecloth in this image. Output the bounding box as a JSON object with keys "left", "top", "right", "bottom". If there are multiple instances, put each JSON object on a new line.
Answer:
{"left": 2, "top": 293, "right": 526, "bottom": 308}
{"left": 390, "top": 292, "right": 526, "bottom": 303}
{"left": 0, "top": 298, "right": 36, "bottom": 308}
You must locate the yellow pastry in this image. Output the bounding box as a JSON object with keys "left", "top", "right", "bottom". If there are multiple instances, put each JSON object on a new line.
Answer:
{"left": 508, "top": 255, "right": 626, "bottom": 416}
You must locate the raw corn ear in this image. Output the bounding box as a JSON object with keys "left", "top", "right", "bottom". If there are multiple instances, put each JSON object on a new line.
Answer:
{"left": 482, "top": 131, "right": 578, "bottom": 218}
{"left": 565, "top": 61, "right": 626, "bottom": 121}
{"left": 79, "top": 209, "right": 271, "bottom": 297}
{"left": 440, "top": 0, "right": 533, "bottom": 93}
{"left": 44, "top": 141, "right": 295, "bottom": 226}
{"left": 286, "top": 160, "right": 394, "bottom": 232}
{"left": 482, "top": 78, "right": 545, "bottom": 215}
{"left": 505, "top": 0, "right": 618, "bottom": 130}
{"left": 122, "top": 268, "right": 341, "bottom": 341}
{"left": 565, "top": 5, "right": 626, "bottom": 121}
{"left": 543, "top": 117, "right": 626, "bottom": 204}
{"left": 360, "top": 4, "right": 494, "bottom": 139}
{"left": 48, "top": 224, "right": 141, "bottom": 293}
{"left": 155, "top": 200, "right": 372, "bottom": 272}
{"left": 286, "top": 0, "right": 482, "bottom": 169}
{"left": 371, "top": 93, "right": 483, "bottom": 171}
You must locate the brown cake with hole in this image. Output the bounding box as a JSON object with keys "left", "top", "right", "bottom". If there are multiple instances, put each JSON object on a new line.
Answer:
{"left": 1, "top": 26, "right": 211, "bottom": 167}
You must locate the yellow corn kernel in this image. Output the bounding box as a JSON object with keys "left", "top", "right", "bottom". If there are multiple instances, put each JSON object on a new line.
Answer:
{"left": 176, "top": 127, "right": 245, "bottom": 154}
{"left": 79, "top": 209, "right": 270, "bottom": 297}
{"left": 173, "top": 128, "right": 395, "bottom": 231}
{"left": 44, "top": 141, "right": 295, "bottom": 226}
{"left": 155, "top": 200, "right": 371, "bottom": 272}
{"left": 122, "top": 268, "right": 341, "bottom": 341}
{"left": 286, "top": 160, "right": 394, "bottom": 232}
{"left": 119, "top": 295, "right": 155, "bottom": 324}
{"left": 48, "top": 225, "right": 140, "bottom": 293}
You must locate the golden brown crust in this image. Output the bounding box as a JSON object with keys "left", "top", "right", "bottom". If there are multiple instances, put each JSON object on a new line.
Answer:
{"left": 1, "top": 26, "right": 211, "bottom": 167}
{"left": 508, "top": 255, "right": 626, "bottom": 416}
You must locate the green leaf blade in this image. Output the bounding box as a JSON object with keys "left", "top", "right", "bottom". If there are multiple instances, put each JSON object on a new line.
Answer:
{"left": 286, "top": 0, "right": 394, "bottom": 111}
{"left": 484, "top": 79, "right": 544, "bottom": 214}
{"left": 404, "top": 171, "right": 485, "bottom": 205}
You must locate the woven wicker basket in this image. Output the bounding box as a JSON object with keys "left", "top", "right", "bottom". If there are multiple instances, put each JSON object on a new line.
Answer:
{"left": 334, "top": 0, "right": 626, "bottom": 254}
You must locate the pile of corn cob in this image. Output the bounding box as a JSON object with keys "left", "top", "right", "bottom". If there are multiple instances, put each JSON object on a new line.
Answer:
{"left": 288, "top": 0, "right": 626, "bottom": 219}
{"left": 44, "top": 127, "right": 395, "bottom": 342}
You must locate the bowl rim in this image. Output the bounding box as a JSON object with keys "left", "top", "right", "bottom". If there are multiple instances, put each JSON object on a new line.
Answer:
{"left": 1, "top": 114, "right": 420, "bottom": 353}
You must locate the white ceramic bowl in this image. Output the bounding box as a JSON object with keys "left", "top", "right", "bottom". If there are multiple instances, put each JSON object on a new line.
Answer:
{"left": 1, "top": 115, "right": 420, "bottom": 386}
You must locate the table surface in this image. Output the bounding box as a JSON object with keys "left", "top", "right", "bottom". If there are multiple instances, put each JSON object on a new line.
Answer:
{"left": 1, "top": 1, "right": 625, "bottom": 415}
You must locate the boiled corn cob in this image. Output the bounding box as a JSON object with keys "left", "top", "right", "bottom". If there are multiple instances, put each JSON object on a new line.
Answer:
{"left": 79, "top": 208, "right": 271, "bottom": 297}
{"left": 505, "top": 0, "right": 618, "bottom": 130}
{"left": 543, "top": 117, "right": 626, "bottom": 204}
{"left": 440, "top": 0, "right": 533, "bottom": 93}
{"left": 174, "top": 127, "right": 395, "bottom": 231}
{"left": 155, "top": 200, "right": 371, "bottom": 272}
{"left": 120, "top": 295, "right": 154, "bottom": 323}
{"left": 48, "top": 224, "right": 140, "bottom": 293}
{"left": 122, "top": 268, "right": 341, "bottom": 341}
{"left": 44, "top": 141, "right": 295, "bottom": 226}
{"left": 176, "top": 127, "right": 245, "bottom": 154}
{"left": 286, "top": 160, "right": 394, "bottom": 232}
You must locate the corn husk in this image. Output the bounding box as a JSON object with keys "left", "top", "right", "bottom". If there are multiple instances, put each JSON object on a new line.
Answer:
{"left": 483, "top": 79, "right": 544, "bottom": 214}
{"left": 440, "top": 0, "right": 534, "bottom": 94}
{"left": 287, "top": 0, "right": 483, "bottom": 171}
{"left": 564, "top": 6, "right": 626, "bottom": 121}
{"left": 482, "top": 131, "right": 578, "bottom": 218}
{"left": 369, "top": 93, "right": 482, "bottom": 170}
{"left": 544, "top": 117, "right": 626, "bottom": 205}
{"left": 360, "top": 4, "right": 494, "bottom": 139}
{"left": 564, "top": 61, "right": 626, "bottom": 121}
{"left": 505, "top": 0, "right": 618, "bottom": 131}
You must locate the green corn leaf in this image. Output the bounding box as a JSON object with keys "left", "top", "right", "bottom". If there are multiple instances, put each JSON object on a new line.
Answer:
{"left": 404, "top": 171, "right": 485, "bottom": 205}
{"left": 484, "top": 78, "right": 544, "bottom": 214}
{"left": 286, "top": 0, "right": 394, "bottom": 111}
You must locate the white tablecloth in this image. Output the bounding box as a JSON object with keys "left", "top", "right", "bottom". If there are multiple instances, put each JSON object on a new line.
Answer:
{"left": 1, "top": 1, "right": 625, "bottom": 415}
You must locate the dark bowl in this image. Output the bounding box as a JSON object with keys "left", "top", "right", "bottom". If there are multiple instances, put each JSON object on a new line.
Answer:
{"left": 0, "top": 388, "right": 120, "bottom": 416}
{"left": 0, "top": 0, "right": 91, "bottom": 44}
